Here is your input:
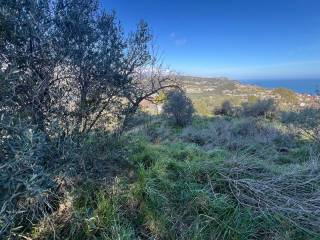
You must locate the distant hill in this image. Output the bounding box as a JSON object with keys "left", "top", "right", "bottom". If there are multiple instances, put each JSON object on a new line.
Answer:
{"left": 178, "top": 75, "right": 319, "bottom": 115}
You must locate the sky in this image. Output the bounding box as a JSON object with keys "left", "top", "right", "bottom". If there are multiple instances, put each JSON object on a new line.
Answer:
{"left": 102, "top": 0, "right": 320, "bottom": 80}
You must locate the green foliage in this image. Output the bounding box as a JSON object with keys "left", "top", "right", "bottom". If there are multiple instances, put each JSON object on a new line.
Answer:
{"left": 153, "top": 90, "right": 167, "bottom": 104}
{"left": 241, "top": 99, "right": 277, "bottom": 118}
{"left": 282, "top": 107, "right": 320, "bottom": 143}
{"left": 2, "top": 2, "right": 320, "bottom": 239}
{"left": 214, "top": 100, "right": 237, "bottom": 117}
{"left": 0, "top": 0, "right": 174, "bottom": 134}
{"left": 65, "top": 185, "right": 135, "bottom": 240}
{"left": 214, "top": 99, "right": 277, "bottom": 119}
{"left": 0, "top": 117, "right": 129, "bottom": 238}
{"left": 194, "top": 100, "right": 212, "bottom": 116}
{"left": 181, "top": 117, "right": 291, "bottom": 155}
{"left": 163, "top": 90, "right": 195, "bottom": 127}
{"left": 1, "top": 114, "right": 318, "bottom": 239}
{"left": 128, "top": 141, "right": 258, "bottom": 239}
{"left": 282, "top": 107, "right": 320, "bottom": 129}
{"left": 0, "top": 118, "right": 58, "bottom": 238}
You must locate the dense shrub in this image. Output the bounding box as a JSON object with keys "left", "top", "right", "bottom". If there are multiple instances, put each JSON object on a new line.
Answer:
{"left": 181, "top": 119, "right": 232, "bottom": 146}
{"left": 214, "top": 100, "right": 237, "bottom": 117}
{"left": 163, "top": 90, "right": 194, "bottom": 127}
{"left": 0, "top": 116, "right": 128, "bottom": 238}
{"left": 241, "top": 99, "right": 277, "bottom": 118}
{"left": 282, "top": 107, "right": 320, "bottom": 143}
{"left": 214, "top": 99, "right": 277, "bottom": 119}
{"left": 0, "top": 118, "right": 59, "bottom": 238}
{"left": 282, "top": 107, "right": 320, "bottom": 128}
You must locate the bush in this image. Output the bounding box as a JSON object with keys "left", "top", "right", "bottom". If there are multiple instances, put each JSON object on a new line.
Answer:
{"left": 214, "top": 99, "right": 277, "bottom": 119}
{"left": 282, "top": 107, "right": 320, "bottom": 143}
{"left": 163, "top": 90, "right": 194, "bottom": 127}
{"left": 0, "top": 117, "right": 127, "bottom": 238}
{"left": 282, "top": 107, "right": 320, "bottom": 128}
{"left": 214, "top": 100, "right": 237, "bottom": 117}
{"left": 242, "top": 99, "right": 277, "bottom": 118}
{"left": 0, "top": 118, "right": 59, "bottom": 238}
{"left": 193, "top": 100, "right": 211, "bottom": 116}
{"left": 181, "top": 119, "right": 232, "bottom": 146}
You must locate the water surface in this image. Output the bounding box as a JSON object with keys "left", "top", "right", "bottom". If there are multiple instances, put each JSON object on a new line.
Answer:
{"left": 240, "top": 79, "right": 320, "bottom": 95}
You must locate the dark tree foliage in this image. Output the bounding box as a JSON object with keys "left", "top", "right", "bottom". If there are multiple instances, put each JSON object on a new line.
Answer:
{"left": 0, "top": 0, "right": 176, "bottom": 134}
{"left": 0, "top": 0, "right": 56, "bottom": 130}
{"left": 163, "top": 90, "right": 194, "bottom": 127}
{"left": 214, "top": 100, "right": 236, "bottom": 117}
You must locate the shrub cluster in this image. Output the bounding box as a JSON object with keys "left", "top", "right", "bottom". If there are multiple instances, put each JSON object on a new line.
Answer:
{"left": 214, "top": 99, "right": 277, "bottom": 119}
{"left": 214, "top": 100, "right": 236, "bottom": 117}
{"left": 282, "top": 107, "right": 320, "bottom": 143}
{"left": 242, "top": 99, "right": 277, "bottom": 118}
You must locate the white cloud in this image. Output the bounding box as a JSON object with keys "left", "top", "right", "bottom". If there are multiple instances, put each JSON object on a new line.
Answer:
{"left": 169, "top": 32, "right": 187, "bottom": 46}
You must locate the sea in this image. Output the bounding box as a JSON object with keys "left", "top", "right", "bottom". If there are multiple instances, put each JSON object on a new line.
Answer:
{"left": 240, "top": 79, "right": 320, "bottom": 95}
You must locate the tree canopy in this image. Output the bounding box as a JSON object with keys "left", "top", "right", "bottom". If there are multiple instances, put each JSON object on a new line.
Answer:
{"left": 0, "top": 0, "right": 176, "bottom": 133}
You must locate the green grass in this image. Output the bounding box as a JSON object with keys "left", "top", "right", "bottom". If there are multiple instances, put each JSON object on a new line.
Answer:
{"left": 24, "top": 115, "right": 320, "bottom": 240}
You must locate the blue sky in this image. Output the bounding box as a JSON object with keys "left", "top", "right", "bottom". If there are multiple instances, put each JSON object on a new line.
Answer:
{"left": 102, "top": 0, "right": 320, "bottom": 80}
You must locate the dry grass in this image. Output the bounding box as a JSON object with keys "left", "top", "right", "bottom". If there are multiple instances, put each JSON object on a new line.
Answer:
{"left": 219, "top": 156, "right": 320, "bottom": 236}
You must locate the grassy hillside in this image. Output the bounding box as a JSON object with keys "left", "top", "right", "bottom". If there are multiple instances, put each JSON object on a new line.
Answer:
{"left": 3, "top": 103, "right": 319, "bottom": 239}
{"left": 2, "top": 74, "right": 320, "bottom": 239}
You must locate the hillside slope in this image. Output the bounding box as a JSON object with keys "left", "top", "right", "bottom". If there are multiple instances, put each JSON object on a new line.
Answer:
{"left": 179, "top": 76, "right": 319, "bottom": 115}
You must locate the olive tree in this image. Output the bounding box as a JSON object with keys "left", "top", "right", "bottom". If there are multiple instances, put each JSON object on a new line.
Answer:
{"left": 0, "top": 0, "right": 58, "bottom": 130}
{"left": 163, "top": 90, "right": 194, "bottom": 127}
{"left": 0, "top": 0, "right": 177, "bottom": 134}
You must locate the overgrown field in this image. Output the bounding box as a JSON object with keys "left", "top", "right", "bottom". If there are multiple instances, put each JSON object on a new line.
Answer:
{"left": 2, "top": 107, "right": 320, "bottom": 240}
